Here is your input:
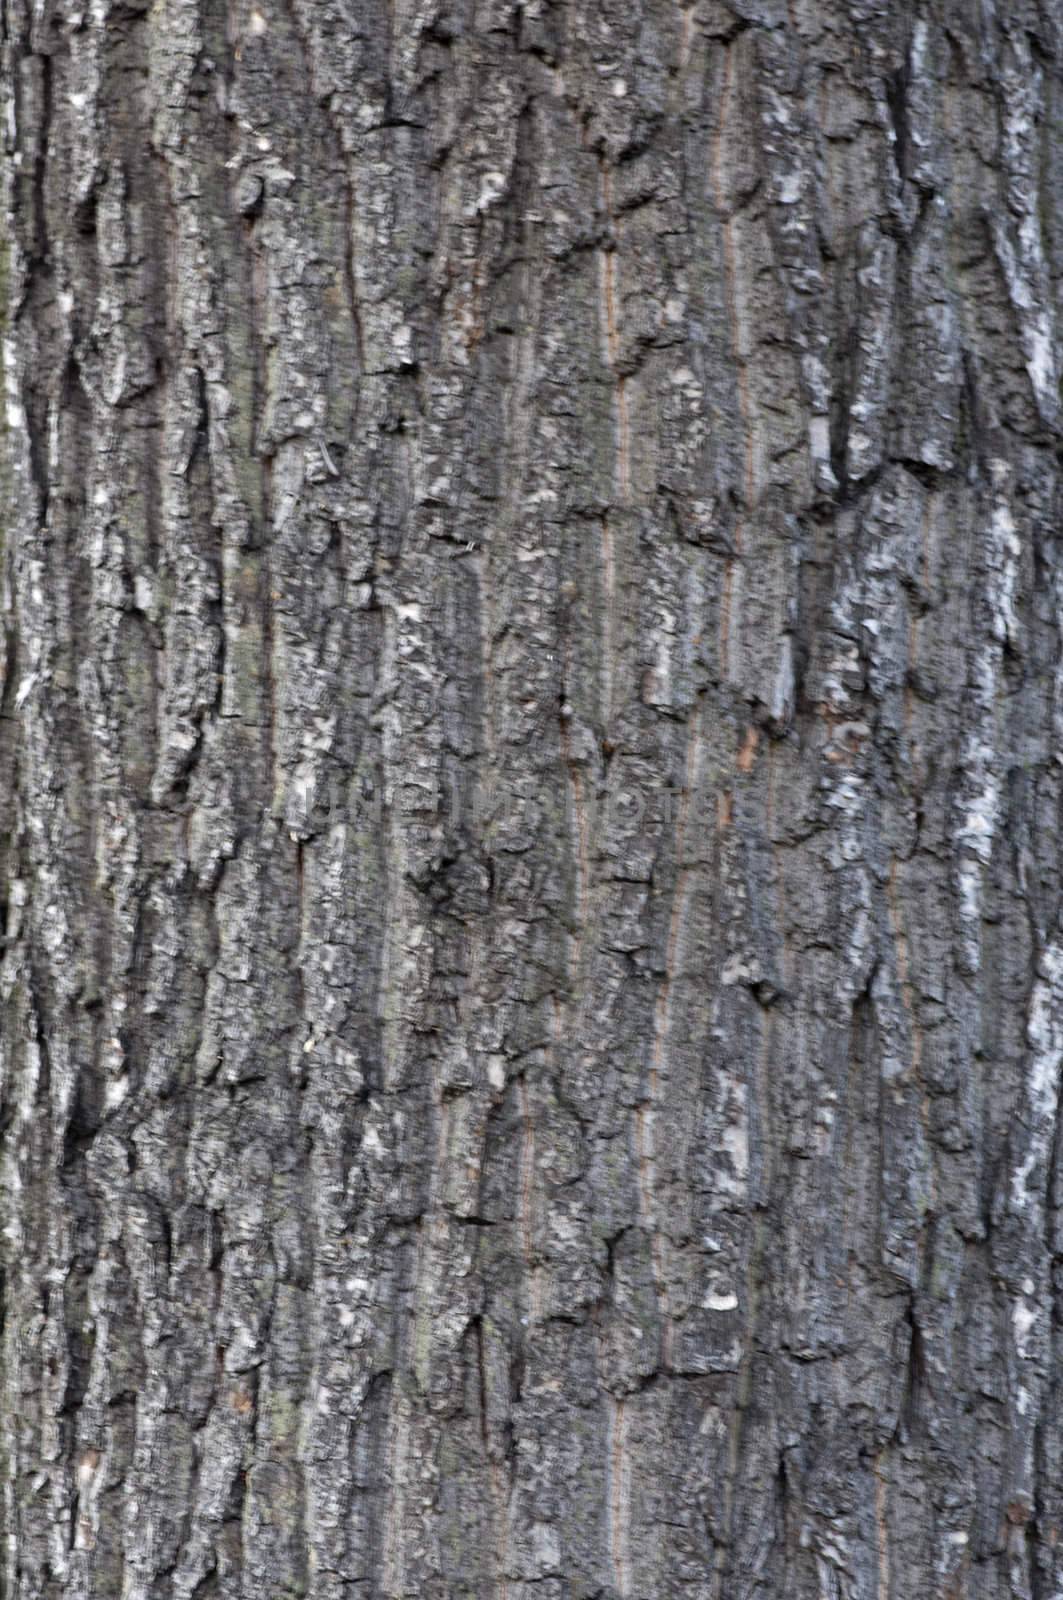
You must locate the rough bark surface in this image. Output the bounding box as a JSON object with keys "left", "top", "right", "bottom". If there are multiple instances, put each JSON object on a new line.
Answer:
{"left": 3, "top": 0, "right": 1063, "bottom": 1596}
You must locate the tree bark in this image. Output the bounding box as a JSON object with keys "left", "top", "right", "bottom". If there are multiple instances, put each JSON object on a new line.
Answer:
{"left": 3, "top": 1, "right": 1063, "bottom": 1596}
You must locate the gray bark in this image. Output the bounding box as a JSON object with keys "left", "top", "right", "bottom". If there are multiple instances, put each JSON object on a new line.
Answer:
{"left": 2, "top": 0, "right": 1063, "bottom": 1596}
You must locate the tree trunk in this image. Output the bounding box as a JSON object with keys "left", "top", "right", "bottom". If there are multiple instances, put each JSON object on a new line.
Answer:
{"left": 2, "top": 1, "right": 1063, "bottom": 1596}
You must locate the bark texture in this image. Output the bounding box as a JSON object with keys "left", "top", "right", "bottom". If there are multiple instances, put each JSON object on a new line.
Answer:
{"left": 3, "top": 0, "right": 1063, "bottom": 1596}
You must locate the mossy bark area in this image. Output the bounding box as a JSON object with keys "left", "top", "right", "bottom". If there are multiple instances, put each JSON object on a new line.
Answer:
{"left": 3, "top": 2, "right": 1063, "bottom": 1597}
